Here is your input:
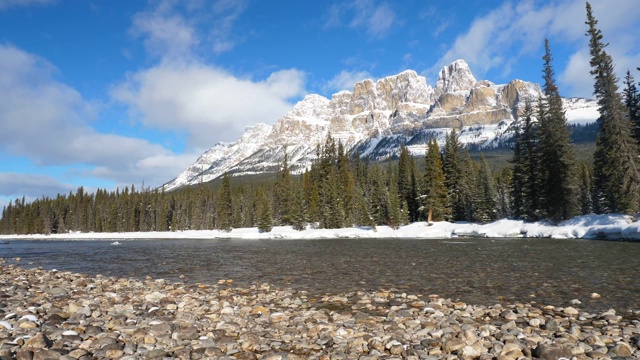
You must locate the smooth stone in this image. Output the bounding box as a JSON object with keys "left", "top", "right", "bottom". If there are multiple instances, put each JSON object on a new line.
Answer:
{"left": 32, "top": 350, "right": 62, "bottom": 360}
{"left": 269, "top": 312, "right": 288, "bottom": 323}
{"left": 459, "top": 344, "right": 483, "bottom": 360}
{"left": 24, "top": 334, "right": 52, "bottom": 352}
{"left": 144, "top": 292, "right": 166, "bottom": 303}
{"left": 609, "top": 342, "right": 634, "bottom": 357}
{"left": 45, "top": 288, "right": 67, "bottom": 297}
{"left": 250, "top": 306, "right": 270, "bottom": 316}
{"left": 563, "top": 306, "right": 579, "bottom": 316}
{"left": 533, "top": 343, "right": 572, "bottom": 359}
{"left": 443, "top": 338, "right": 465, "bottom": 353}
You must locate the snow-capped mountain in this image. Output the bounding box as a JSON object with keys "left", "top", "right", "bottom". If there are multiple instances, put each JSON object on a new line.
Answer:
{"left": 162, "top": 59, "right": 599, "bottom": 191}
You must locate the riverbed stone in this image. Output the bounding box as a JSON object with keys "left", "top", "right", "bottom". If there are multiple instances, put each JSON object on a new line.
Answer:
{"left": 0, "top": 263, "right": 638, "bottom": 359}
{"left": 533, "top": 343, "right": 572, "bottom": 359}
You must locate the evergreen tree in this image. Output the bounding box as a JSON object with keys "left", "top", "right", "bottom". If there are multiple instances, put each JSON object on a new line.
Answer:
{"left": 216, "top": 173, "right": 233, "bottom": 231}
{"left": 538, "top": 39, "right": 578, "bottom": 222}
{"left": 388, "top": 170, "right": 402, "bottom": 229}
{"left": 302, "top": 172, "right": 319, "bottom": 225}
{"left": 289, "top": 180, "right": 306, "bottom": 231}
{"left": 369, "top": 164, "right": 390, "bottom": 225}
{"left": 273, "top": 150, "right": 292, "bottom": 225}
{"left": 459, "top": 150, "right": 478, "bottom": 222}
{"left": 495, "top": 167, "right": 512, "bottom": 219}
{"left": 443, "top": 129, "right": 465, "bottom": 221}
{"left": 511, "top": 100, "right": 543, "bottom": 221}
{"left": 337, "top": 143, "right": 357, "bottom": 226}
{"left": 585, "top": 3, "right": 640, "bottom": 214}
{"left": 578, "top": 161, "right": 593, "bottom": 215}
{"left": 474, "top": 154, "right": 498, "bottom": 223}
{"left": 510, "top": 122, "right": 525, "bottom": 219}
{"left": 623, "top": 70, "right": 640, "bottom": 144}
{"left": 354, "top": 183, "right": 376, "bottom": 229}
{"left": 256, "top": 187, "right": 273, "bottom": 233}
{"left": 397, "top": 145, "right": 414, "bottom": 219}
{"left": 422, "top": 139, "right": 449, "bottom": 221}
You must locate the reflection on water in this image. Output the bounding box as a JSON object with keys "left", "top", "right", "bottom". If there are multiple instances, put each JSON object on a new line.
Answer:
{"left": 1, "top": 237, "right": 639, "bottom": 312}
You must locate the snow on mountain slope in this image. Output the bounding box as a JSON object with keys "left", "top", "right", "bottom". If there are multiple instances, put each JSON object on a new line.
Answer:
{"left": 163, "top": 123, "right": 272, "bottom": 190}
{"left": 565, "top": 97, "right": 600, "bottom": 125}
{"left": 163, "top": 59, "right": 600, "bottom": 190}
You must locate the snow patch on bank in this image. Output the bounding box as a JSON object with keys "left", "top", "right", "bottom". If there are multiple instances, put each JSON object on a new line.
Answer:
{"left": 0, "top": 214, "right": 637, "bottom": 241}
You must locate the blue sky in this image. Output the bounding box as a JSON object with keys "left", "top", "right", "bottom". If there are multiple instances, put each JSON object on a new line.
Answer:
{"left": 1, "top": 0, "right": 639, "bottom": 209}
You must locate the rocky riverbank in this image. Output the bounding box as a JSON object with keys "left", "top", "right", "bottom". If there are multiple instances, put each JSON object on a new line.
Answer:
{"left": 1, "top": 260, "right": 639, "bottom": 359}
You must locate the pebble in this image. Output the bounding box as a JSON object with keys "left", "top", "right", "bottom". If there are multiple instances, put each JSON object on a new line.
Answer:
{"left": 0, "top": 263, "right": 638, "bottom": 359}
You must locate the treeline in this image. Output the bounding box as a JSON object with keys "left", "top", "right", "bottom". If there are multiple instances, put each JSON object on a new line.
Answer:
{"left": 1, "top": 2, "right": 639, "bottom": 235}
{"left": 0, "top": 133, "right": 513, "bottom": 235}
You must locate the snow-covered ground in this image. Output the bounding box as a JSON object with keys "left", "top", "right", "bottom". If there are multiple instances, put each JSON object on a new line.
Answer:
{"left": 0, "top": 214, "right": 638, "bottom": 241}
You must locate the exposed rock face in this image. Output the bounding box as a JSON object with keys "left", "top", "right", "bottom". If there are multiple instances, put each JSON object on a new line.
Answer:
{"left": 163, "top": 59, "right": 598, "bottom": 191}
{"left": 435, "top": 59, "right": 477, "bottom": 95}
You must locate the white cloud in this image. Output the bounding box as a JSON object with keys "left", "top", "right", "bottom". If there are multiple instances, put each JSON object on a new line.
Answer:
{"left": 0, "top": 173, "right": 75, "bottom": 199}
{"left": 112, "top": 62, "right": 306, "bottom": 148}
{"left": 0, "top": 45, "right": 194, "bottom": 190}
{"left": 0, "top": 0, "right": 52, "bottom": 10}
{"left": 131, "top": 0, "right": 247, "bottom": 58}
{"left": 431, "top": 0, "right": 640, "bottom": 98}
{"left": 325, "top": 0, "right": 397, "bottom": 39}
{"left": 109, "top": 0, "right": 307, "bottom": 184}
{"left": 85, "top": 151, "right": 202, "bottom": 187}
{"left": 131, "top": 4, "right": 198, "bottom": 60}
{"left": 324, "top": 70, "right": 373, "bottom": 93}
{"left": 209, "top": 0, "right": 247, "bottom": 54}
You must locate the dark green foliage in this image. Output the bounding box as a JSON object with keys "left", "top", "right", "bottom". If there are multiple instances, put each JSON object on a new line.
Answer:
{"left": 538, "top": 39, "right": 578, "bottom": 222}
{"left": 397, "top": 145, "right": 420, "bottom": 221}
{"left": 510, "top": 101, "right": 543, "bottom": 221}
{"left": 289, "top": 180, "right": 306, "bottom": 231}
{"left": 443, "top": 129, "right": 466, "bottom": 221}
{"left": 623, "top": 70, "right": 640, "bottom": 144}
{"left": 388, "top": 172, "right": 402, "bottom": 230}
{"left": 216, "top": 173, "right": 233, "bottom": 231}
{"left": 273, "top": 150, "right": 292, "bottom": 225}
{"left": 578, "top": 161, "right": 594, "bottom": 215}
{"left": 495, "top": 167, "right": 512, "bottom": 219}
{"left": 421, "top": 139, "right": 449, "bottom": 221}
{"left": 369, "top": 164, "right": 391, "bottom": 225}
{"left": 473, "top": 154, "right": 498, "bottom": 223}
{"left": 585, "top": 3, "right": 640, "bottom": 214}
{"left": 256, "top": 187, "right": 273, "bottom": 233}
{"left": 459, "top": 151, "right": 478, "bottom": 222}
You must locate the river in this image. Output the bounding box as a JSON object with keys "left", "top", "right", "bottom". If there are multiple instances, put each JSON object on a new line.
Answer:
{"left": 1, "top": 237, "right": 638, "bottom": 312}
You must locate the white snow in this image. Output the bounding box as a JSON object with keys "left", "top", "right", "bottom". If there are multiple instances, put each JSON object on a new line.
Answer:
{"left": 564, "top": 97, "right": 599, "bottom": 125}
{"left": 1, "top": 214, "right": 637, "bottom": 241}
{"left": 566, "top": 106, "right": 599, "bottom": 125}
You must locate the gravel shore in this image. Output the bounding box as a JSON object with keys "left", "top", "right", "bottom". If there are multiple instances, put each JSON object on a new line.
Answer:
{"left": 1, "top": 259, "right": 639, "bottom": 360}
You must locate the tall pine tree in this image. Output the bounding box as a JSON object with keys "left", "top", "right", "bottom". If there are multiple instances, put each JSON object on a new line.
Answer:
{"left": 443, "top": 129, "right": 465, "bottom": 221}
{"left": 256, "top": 187, "right": 273, "bottom": 233}
{"left": 585, "top": 3, "right": 640, "bottom": 214}
{"left": 538, "top": 39, "right": 578, "bottom": 222}
{"left": 623, "top": 70, "right": 640, "bottom": 144}
{"left": 510, "top": 100, "right": 542, "bottom": 221}
{"left": 216, "top": 173, "right": 233, "bottom": 231}
{"left": 473, "top": 154, "right": 498, "bottom": 223}
{"left": 422, "top": 139, "right": 449, "bottom": 221}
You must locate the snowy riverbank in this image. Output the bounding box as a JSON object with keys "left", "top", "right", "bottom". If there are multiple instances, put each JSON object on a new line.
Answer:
{"left": 1, "top": 214, "right": 638, "bottom": 241}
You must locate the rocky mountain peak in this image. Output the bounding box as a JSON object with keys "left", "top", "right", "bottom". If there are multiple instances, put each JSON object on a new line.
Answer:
{"left": 162, "top": 59, "right": 599, "bottom": 191}
{"left": 435, "top": 59, "right": 477, "bottom": 95}
{"left": 285, "top": 94, "right": 331, "bottom": 120}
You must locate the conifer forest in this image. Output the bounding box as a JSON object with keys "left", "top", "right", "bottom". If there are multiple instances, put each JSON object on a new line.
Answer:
{"left": 1, "top": 3, "right": 639, "bottom": 235}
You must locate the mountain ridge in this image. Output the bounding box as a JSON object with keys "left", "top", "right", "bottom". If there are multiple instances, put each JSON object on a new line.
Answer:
{"left": 163, "top": 59, "right": 599, "bottom": 191}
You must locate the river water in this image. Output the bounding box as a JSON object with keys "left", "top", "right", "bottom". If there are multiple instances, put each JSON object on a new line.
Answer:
{"left": 1, "top": 237, "right": 639, "bottom": 312}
